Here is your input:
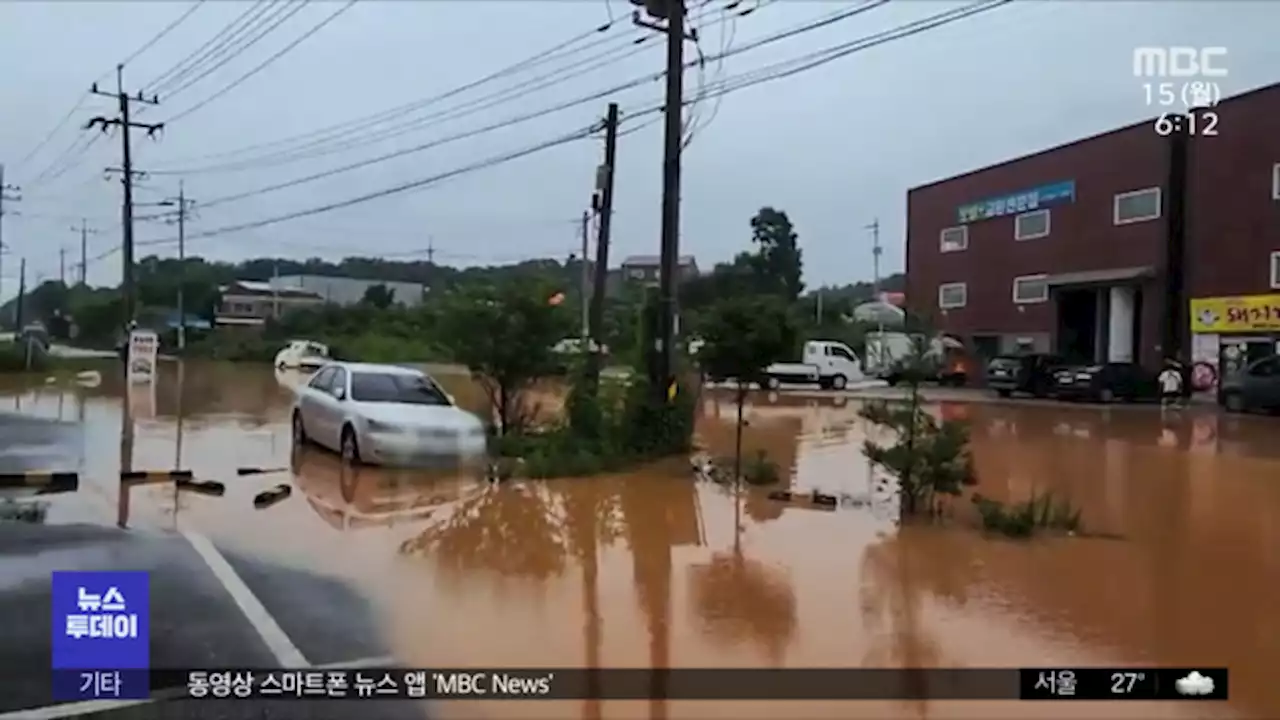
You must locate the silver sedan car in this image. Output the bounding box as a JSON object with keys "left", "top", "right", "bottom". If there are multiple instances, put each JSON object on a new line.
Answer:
{"left": 291, "top": 362, "right": 488, "bottom": 466}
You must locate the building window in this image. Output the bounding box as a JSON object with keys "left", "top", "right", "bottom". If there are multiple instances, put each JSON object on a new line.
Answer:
{"left": 1271, "top": 252, "right": 1280, "bottom": 289}
{"left": 938, "top": 282, "right": 967, "bottom": 309}
{"left": 1014, "top": 209, "right": 1050, "bottom": 240}
{"left": 1273, "top": 163, "right": 1280, "bottom": 200}
{"left": 628, "top": 268, "right": 647, "bottom": 280}
{"left": 1113, "top": 187, "right": 1162, "bottom": 225}
{"left": 1012, "top": 274, "right": 1049, "bottom": 304}
{"left": 939, "top": 226, "right": 968, "bottom": 253}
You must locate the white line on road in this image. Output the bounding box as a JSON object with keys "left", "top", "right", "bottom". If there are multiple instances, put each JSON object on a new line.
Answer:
{"left": 181, "top": 530, "right": 309, "bottom": 668}
{"left": 0, "top": 656, "right": 398, "bottom": 720}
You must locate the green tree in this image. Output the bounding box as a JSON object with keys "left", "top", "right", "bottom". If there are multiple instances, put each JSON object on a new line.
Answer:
{"left": 748, "top": 207, "right": 804, "bottom": 301}
{"left": 361, "top": 283, "right": 395, "bottom": 309}
{"left": 858, "top": 339, "right": 976, "bottom": 518}
{"left": 697, "top": 295, "right": 796, "bottom": 480}
{"left": 438, "top": 282, "right": 570, "bottom": 435}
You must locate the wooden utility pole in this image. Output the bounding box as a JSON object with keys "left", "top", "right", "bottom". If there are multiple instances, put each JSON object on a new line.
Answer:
{"left": 0, "top": 164, "right": 21, "bottom": 324}
{"left": 586, "top": 102, "right": 619, "bottom": 388}
{"left": 13, "top": 257, "right": 25, "bottom": 331}
{"left": 634, "top": 0, "right": 694, "bottom": 396}
{"left": 59, "top": 247, "right": 66, "bottom": 285}
{"left": 71, "top": 220, "right": 101, "bottom": 286}
{"left": 580, "top": 211, "right": 591, "bottom": 341}
{"left": 86, "top": 65, "right": 162, "bottom": 328}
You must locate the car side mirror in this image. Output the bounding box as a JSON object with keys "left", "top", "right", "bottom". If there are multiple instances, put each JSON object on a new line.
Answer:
{"left": 333, "top": 387, "right": 347, "bottom": 401}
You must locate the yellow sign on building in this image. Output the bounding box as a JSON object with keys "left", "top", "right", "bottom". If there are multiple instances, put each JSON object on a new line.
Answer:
{"left": 1189, "top": 294, "right": 1280, "bottom": 333}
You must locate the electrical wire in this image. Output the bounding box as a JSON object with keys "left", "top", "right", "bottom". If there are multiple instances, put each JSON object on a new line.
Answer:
{"left": 119, "top": 1, "right": 209, "bottom": 69}
{"left": 141, "top": 125, "right": 600, "bottom": 247}
{"left": 12, "top": 3, "right": 204, "bottom": 177}
{"left": 144, "top": 0, "right": 275, "bottom": 95}
{"left": 150, "top": 19, "right": 628, "bottom": 169}
{"left": 148, "top": 4, "right": 743, "bottom": 176}
{"left": 160, "top": 1, "right": 312, "bottom": 100}
{"left": 174, "top": 0, "right": 834, "bottom": 206}
{"left": 26, "top": 134, "right": 105, "bottom": 189}
{"left": 164, "top": 0, "right": 357, "bottom": 124}
{"left": 85, "top": 0, "right": 1010, "bottom": 266}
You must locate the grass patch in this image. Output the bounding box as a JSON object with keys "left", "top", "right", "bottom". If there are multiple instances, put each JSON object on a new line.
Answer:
{"left": 971, "top": 491, "right": 1082, "bottom": 539}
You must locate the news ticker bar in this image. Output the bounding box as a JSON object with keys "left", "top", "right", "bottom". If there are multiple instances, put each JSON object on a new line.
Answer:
{"left": 53, "top": 667, "right": 1230, "bottom": 702}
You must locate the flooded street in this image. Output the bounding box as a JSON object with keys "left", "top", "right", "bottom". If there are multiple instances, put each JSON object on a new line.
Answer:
{"left": 4, "top": 361, "right": 1278, "bottom": 719}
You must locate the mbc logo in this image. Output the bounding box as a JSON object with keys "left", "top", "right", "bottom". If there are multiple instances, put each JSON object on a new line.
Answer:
{"left": 1133, "top": 47, "right": 1228, "bottom": 78}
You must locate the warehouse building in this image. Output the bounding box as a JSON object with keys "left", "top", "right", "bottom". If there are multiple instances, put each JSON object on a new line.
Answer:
{"left": 905, "top": 82, "right": 1280, "bottom": 390}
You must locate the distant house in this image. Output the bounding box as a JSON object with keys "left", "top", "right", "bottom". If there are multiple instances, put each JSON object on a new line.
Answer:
{"left": 216, "top": 280, "right": 324, "bottom": 327}
{"left": 270, "top": 275, "right": 428, "bottom": 308}
{"left": 607, "top": 255, "right": 700, "bottom": 297}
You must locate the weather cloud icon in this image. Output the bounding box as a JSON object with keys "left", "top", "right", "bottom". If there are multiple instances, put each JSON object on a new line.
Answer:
{"left": 1175, "top": 671, "right": 1215, "bottom": 696}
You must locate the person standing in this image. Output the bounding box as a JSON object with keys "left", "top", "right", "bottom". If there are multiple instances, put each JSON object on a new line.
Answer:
{"left": 1159, "top": 360, "right": 1184, "bottom": 410}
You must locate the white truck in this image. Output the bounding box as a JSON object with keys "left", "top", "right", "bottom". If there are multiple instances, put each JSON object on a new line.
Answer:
{"left": 760, "top": 340, "right": 865, "bottom": 391}
{"left": 864, "top": 331, "right": 969, "bottom": 386}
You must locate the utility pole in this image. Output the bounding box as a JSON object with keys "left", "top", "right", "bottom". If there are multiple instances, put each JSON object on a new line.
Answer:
{"left": 140, "top": 183, "right": 196, "bottom": 349}
{"left": 633, "top": 0, "right": 696, "bottom": 397}
{"left": 580, "top": 211, "right": 591, "bottom": 341}
{"left": 87, "top": 65, "right": 162, "bottom": 329}
{"left": 586, "top": 102, "right": 619, "bottom": 388}
{"left": 0, "top": 164, "right": 21, "bottom": 327}
{"left": 867, "top": 218, "right": 886, "bottom": 367}
{"left": 14, "top": 257, "right": 25, "bottom": 331}
{"left": 426, "top": 237, "right": 435, "bottom": 264}
{"left": 71, "top": 220, "right": 101, "bottom": 286}
{"left": 868, "top": 218, "right": 882, "bottom": 296}
{"left": 59, "top": 247, "right": 66, "bottom": 285}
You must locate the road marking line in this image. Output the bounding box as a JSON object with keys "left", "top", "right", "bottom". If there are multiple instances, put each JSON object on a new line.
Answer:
{"left": 0, "top": 656, "right": 398, "bottom": 720}
{"left": 181, "top": 530, "right": 309, "bottom": 668}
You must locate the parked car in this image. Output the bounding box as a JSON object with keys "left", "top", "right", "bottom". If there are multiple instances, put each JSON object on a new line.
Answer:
{"left": 291, "top": 361, "right": 488, "bottom": 466}
{"left": 1219, "top": 355, "right": 1280, "bottom": 413}
{"left": 986, "top": 353, "right": 1065, "bottom": 398}
{"left": 1051, "top": 362, "right": 1159, "bottom": 403}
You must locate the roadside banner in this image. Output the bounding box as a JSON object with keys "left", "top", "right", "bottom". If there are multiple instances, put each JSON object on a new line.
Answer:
{"left": 50, "top": 570, "right": 150, "bottom": 700}
{"left": 126, "top": 329, "right": 158, "bottom": 385}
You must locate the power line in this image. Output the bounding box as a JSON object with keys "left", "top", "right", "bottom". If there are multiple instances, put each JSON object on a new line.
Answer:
{"left": 12, "top": 3, "right": 204, "bottom": 177}
{"left": 87, "top": 0, "right": 1010, "bottom": 267}
{"left": 147, "top": 1, "right": 751, "bottom": 175}
{"left": 160, "top": 1, "right": 313, "bottom": 101}
{"left": 154, "top": 25, "right": 665, "bottom": 175}
{"left": 149, "top": 18, "right": 627, "bottom": 170}
{"left": 143, "top": 0, "right": 275, "bottom": 94}
{"left": 119, "top": 1, "right": 209, "bottom": 68}
{"left": 179, "top": 0, "right": 829, "bottom": 206}
{"left": 164, "top": 0, "right": 357, "bottom": 124}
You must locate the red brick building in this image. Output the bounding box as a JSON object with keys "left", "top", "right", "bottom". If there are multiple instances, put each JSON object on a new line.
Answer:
{"left": 906, "top": 82, "right": 1280, "bottom": 376}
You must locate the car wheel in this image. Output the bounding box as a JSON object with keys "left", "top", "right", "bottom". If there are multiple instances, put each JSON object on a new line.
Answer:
{"left": 831, "top": 374, "right": 848, "bottom": 391}
{"left": 765, "top": 376, "right": 781, "bottom": 390}
{"left": 997, "top": 389, "right": 1012, "bottom": 399}
{"left": 291, "top": 411, "right": 308, "bottom": 446}
{"left": 1099, "top": 388, "right": 1115, "bottom": 403}
{"left": 885, "top": 374, "right": 900, "bottom": 387}
{"left": 1224, "top": 392, "right": 1245, "bottom": 413}
{"left": 340, "top": 425, "right": 362, "bottom": 466}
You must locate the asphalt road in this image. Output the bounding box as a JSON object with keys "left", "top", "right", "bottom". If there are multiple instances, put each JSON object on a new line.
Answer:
{"left": 0, "top": 414, "right": 425, "bottom": 719}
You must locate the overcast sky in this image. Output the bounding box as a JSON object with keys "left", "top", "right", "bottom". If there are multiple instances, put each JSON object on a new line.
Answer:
{"left": 0, "top": 0, "right": 1275, "bottom": 298}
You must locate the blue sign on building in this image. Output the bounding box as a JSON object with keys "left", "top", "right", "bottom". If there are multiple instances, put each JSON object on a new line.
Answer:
{"left": 956, "top": 180, "right": 1076, "bottom": 225}
{"left": 51, "top": 571, "right": 150, "bottom": 701}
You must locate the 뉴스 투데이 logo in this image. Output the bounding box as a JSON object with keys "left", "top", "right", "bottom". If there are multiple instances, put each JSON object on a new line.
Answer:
{"left": 1197, "top": 307, "right": 1220, "bottom": 327}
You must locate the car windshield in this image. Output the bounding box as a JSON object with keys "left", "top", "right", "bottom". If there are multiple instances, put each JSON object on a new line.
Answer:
{"left": 349, "top": 372, "right": 451, "bottom": 405}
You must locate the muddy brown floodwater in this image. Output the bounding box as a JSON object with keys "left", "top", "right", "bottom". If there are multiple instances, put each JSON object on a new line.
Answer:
{"left": 5, "top": 361, "right": 1279, "bottom": 719}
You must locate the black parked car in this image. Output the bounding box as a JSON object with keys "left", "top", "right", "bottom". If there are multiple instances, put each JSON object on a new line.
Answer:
{"left": 1051, "top": 362, "right": 1159, "bottom": 403}
{"left": 986, "top": 354, "right": 1065, "bottom": 398}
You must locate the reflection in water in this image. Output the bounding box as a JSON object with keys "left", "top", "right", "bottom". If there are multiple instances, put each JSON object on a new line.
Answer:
{"left": 7, "top": 366, "right": 1280, "bottom": 718}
